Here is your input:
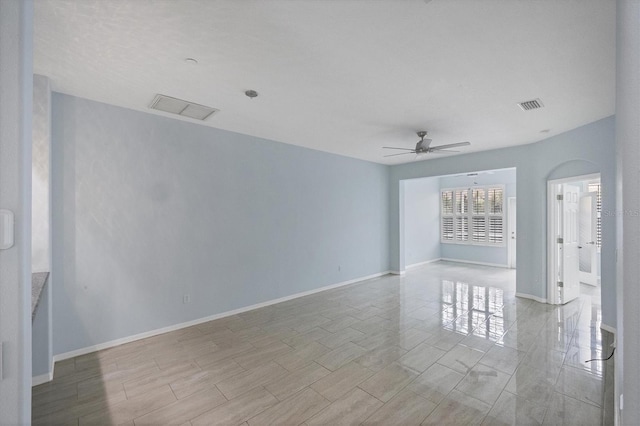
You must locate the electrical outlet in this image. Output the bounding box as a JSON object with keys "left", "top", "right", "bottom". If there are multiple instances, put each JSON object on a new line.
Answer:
{"left": 338, "top": 265, "right": 341, "bottom": 272}
{"left": 0, "top": 341, "right": 4, "bottom": 380}
{"left": 620, "top": 394, "right": 624, "bottom": 411}
{"left": 183, "top": 294, "right": 190, "bottom": 304}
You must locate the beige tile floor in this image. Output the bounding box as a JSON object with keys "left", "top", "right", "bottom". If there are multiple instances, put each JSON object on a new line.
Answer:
{"left": 33, "top": 262, "right": 611, "bottom": 425}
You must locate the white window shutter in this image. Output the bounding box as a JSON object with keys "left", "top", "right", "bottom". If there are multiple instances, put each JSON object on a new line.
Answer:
{"left": 442, "top": 217, "right": 454, "bottom": 241}
{"left": 473, "top": 189, "right": 485, "bottom": 214}
{"left": 442, "top": 191, "right": 453, "bottom": 215}
{"left": 489, "top": 217, "right": 503, "bottom": 243}
{"left": 456, "top": 217, "right": 469, "bottom": 241}
{"left": 472, "top": 216, "right": 486, "bottom": 242}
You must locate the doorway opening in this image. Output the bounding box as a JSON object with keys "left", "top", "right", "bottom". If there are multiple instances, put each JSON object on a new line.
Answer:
{"left": 399, "top": 167, "right": 516, "bottom": 276}
{"left": 547, "top": 173, "right": 602, "bottom": 305}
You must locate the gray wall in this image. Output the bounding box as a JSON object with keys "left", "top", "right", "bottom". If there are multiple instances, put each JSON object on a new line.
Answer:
{"left": 389, "top": 116, "right": 616, "bottom": 329}
{"left": 402, "top": 177, "right": 440, "bottom": 266}
{"left": 439, "top": 168, "right": 516, "bottom": 266}
{"left": 51, "top": 94, "right": 390, "bottom": 355}
{"left": 32, "top": 74, "right": 53, "bottom": 379}
{"left": 617, "top": 0, "right": 639, "bottom": 422}
{"left": 0, "top": 0, "right": 33, "bottom": 422}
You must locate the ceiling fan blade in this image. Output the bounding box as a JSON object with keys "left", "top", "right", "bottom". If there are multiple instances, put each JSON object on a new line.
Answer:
{"left": 382, "top": 147, "right": 415, "bottom": 151}
{"left": 384, "top": 151, "right": 416, "bottom": 157}
{"left": 429, "top": 141, "right": 471, "bottom": 151}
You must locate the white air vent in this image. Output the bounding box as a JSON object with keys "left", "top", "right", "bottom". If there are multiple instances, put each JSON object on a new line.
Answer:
{"left": 149, "top": 94, "right": 218, "bottom": 121}
{"left": 517, "top": 98, "right": 544, "bottom": 111}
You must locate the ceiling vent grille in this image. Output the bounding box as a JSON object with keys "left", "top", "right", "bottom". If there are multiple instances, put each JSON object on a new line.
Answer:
{"left": 149, "top": 94, "right": 218, "bottom": 121}
{"left": 517, "top": 98, "right": 544, "bottom": 111}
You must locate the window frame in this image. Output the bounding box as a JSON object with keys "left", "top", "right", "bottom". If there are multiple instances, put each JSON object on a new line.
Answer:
{"left": 440, "top": 185, "right": 506, "bottom": 247}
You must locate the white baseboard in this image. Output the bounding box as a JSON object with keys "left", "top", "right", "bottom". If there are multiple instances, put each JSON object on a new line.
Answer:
{"left": 32, "top": 371, "right": 53, "bottom": 387}
{"left": 32, "top": 357, "right": 55, "bottom": 387}
{"left": 406, "top": 258, "right": 441, "bottom": 270}
{"left": 601, "top": 323, "right": 616, "bottom": 339}
{"left": 389, "top": 270, "right": 405, "bottom": 275}
{"left": 515, "top": 292, "right": 548, "bottom": 304}
{"left": 51, "top": 270, "right": 391, "bottom": 367}
{"left": 440, "top": 258, "right": 508, "bottom": 269}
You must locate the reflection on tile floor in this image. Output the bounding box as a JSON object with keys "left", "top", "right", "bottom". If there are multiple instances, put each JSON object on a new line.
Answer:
{"left": 32, "top": 261, "right": 610, "bottom": 425}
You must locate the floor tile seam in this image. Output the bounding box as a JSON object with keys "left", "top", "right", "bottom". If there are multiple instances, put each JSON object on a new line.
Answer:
{"left": 489, "top": 390, "right": 553, "bottom": 422}
{"left": 477, "top": 359, "right": 520, "bottom": 376}
{"left": 560, "top": 362, "right": 606, "bottom": 380}
{"left": 453, "top": 365, "right": 510, "bottom": 406}
{"left": 553, "top": 368, "right": 605, "bottom": 406}
{"left": 456, "top": 375, "right": 508, "bottom": 413}
{"left": 506, "top": 384, "right": 557, "bottom": 408}
{"left": 266, "top": 364, "right": 332, "bottom": 402}
{"left": 434, "top": 385, "right": 493, "bottom": 424}
{"left": 354, "top": 383, "right": 389, "bottom": 405}
{"left": 519, "top": 350, "right": 566, "bottom": 373}
{"left": 343, "top": 340, "right": 371, "bottom": 354}
{"left": 510, "top": 363, "right": 562, "bottom": 388}
{"left": 434, "top": 357, "right": 482, "bottom": 376}
{"left": 307, "top": 339, "right": 333, "bottom": 353}
{"left": 358, "top": 386, "right": 436, "bottom": 426}
{"left": 552, "top": 385, "right": 604, "bottom": 409}
{"left": 121, "top": 365, "right": 202, "bottom": 397}
{"left": 129, "top": 385, "right": 186, "bottom": 425}
{"left": 499, "top": 386, "right": 553, "bottom": 415}
{"left": 239, "top": 386, "right": 330, "bottom": 426}
{"left": 33, "top": 380, "right": 82, "bottom": 402}
{"left": 455, "top": 341, "right": 490, "bottom": 354}
{"left": 540, "top": 392, "right": 603, "bottom": 424}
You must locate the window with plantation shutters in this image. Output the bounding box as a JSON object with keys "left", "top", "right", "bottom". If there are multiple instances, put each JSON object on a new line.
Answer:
{"left": 441, "top": 185, "right": 505, "bottom": 246}
{"left": 441, "top": 191, "right": 454, "bottom": 241}
{"left": 587, "top": 183, "right": 602, "bottom": 250}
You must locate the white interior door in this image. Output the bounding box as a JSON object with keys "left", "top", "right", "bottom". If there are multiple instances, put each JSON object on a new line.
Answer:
{"left": 560, "top": 184, "right": 581, "bottom": 303}
{"left": 579, "top": 193, "right": 598, "bottom": 285}
{"left": 507, "top": 197, "right": 516, "bottom": 269}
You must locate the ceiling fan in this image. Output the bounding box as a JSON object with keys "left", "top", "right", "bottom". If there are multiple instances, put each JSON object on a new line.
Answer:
{"left": 383, "top": 131, "right": 470, "bottom": 157}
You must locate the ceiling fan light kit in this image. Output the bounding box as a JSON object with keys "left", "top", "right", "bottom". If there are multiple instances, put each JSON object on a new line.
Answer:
{"left": 382, "top": 131, "right": 470, "bottom": 158}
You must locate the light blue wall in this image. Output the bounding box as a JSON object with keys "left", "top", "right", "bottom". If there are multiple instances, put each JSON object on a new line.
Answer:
{"left": 389, "top": 116, "right": 616, "bottom": 328}
{"left": 402, "top": 177, "right": 440, "bottom": 266}
{"left": 439, "top": 168, "right": 516, "bottom": 266}
{"left": 49, "top": 92, "right": 617, "bottom": 353}
{"left": 51, "top": 94, "right": 390, "bottom": 355}
{"left": 32, "top": 75, "right": 52, "bottom": 379}
{"left": 31, "top": 282, "right": 50, "bottom": 375}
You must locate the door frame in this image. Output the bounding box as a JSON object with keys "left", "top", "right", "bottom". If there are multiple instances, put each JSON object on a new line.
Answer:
{"left": 578, "top": 192, "right": 598, "bottom": 286}
{"left": 507, "top": 197, "right": 516, "bottom": 269}
{"left": 547, "top": 173, "right": 600, "bottom": 305}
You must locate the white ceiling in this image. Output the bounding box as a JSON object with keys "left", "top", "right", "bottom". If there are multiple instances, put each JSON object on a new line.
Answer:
{"left": 34, "top": 0, "right": 616, "bottom": 165}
